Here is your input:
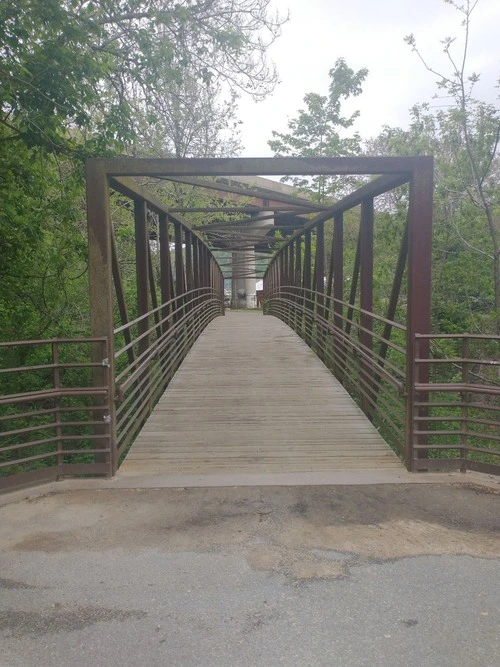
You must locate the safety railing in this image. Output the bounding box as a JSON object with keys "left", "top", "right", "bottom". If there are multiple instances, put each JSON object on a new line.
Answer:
{"left": 114, "top": 288, "right": 223, "bottom": 462}
{"left": 0, "top": 338, "right": 112, "bottom": 490}
{"left": 412, "top": 334, "right": 500, "bottom": 473}
{"left": 266, "top": 287, "right": 407, "bottom": 459}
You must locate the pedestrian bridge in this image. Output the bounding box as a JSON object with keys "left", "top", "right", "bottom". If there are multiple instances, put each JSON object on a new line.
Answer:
{"left": 119, "top": 312, "right": 401, "bottom": 479}
{"left": 1, "top": 157, "right": 499, "bottom": 491}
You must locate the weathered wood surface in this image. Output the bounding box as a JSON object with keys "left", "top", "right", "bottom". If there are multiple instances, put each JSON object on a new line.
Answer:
{"left": 118, "top": 312, "right": 403, "bottom": 477}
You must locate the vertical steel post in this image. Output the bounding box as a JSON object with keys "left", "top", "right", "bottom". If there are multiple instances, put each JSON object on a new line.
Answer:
{"left": 52, "top": 342, "right": 63, "bottom": 476}
{"left": 159, "top": 213, "right": 172, "bottom": 332}
{"left": 174, "top": 221, "right": 185, "bottom": 313}
{"left": 135, "top": 199, "right": 150, "bottom": 355}
{"left": 295, "top": 236, "right": 302, "bottom": 333}
{"left": 192, "top": 237, "right": 198, "bottom": 290}
{"left": 315, "top": 221, "right": 325, "bottom": 360}
{"left": 303, "top": 230, "right": 312, "bottom": 345}
{"left": 360, "top": 199, "right": 374, "bottom": 415}
{"left": 185, "top": 230, "right": 194, "bottom": 311}
{"left": 135, "top": 198, "right": 151, "bottom": 415}
{"left": 406, "top": 159, "right": 433, "bottom": 470}
{"left": 333, "top": 213, "right": 344, "bottom": 378}
{"left": 86, "top": 160, "right": 116, "bottom": 475}
{"left": 284, "top": 244, "right": 291, "bottom": 324}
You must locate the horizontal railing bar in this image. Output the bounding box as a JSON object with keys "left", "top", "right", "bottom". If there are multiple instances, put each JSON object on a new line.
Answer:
{"left": 114, "top": 293, "right": 221, "bottom": 361}
{"left": 0, "top": 420, "right": 107, "bottom": 438}
{"left": 414, "top": 400, "right": 500, "bottom": 412}
{"left": 0, "top": 405, "right": 107, "bottom": 423}
{"left": 414, "top": 416, "right": 500, "bottom": 429}
{"left": 0, "top": 337, "right": 107, "bottom": 348}
{"left": 276, "top": 297, "right": 407, "bottom": 362}
{"left": 462, "top": 445, "right": 500, "bottom": 455}
{"left": 415, "top": 358, "right": 500, "bottom": 366}
{"left": 0, "top": 388, "right": 109, "bottom": 407}
{"left": 270, "top": 287, "right": 407, "bottom": 333}
{"left": 416, "top": 333, "right": 500, "bottom": 341}
{"left": 415, "top": 383, "right": 500, "bottom": 396}
{"left": 116, "top": 305, "right": 219, "bottom": 433}
{"left": 116, "top": 301, "right": 218, "bottom": 391}
{"left": 272, "top": 296, "right": 407, "bottom": 368}
{"left": 414, "top": 429, "right": 500, "bottom": 442}
{"left": 0, "top": 449, "right": 110, "bottom": 469}
{"left": 0, "top": 361, "right": 108, "bottom": 375}
{"left": 114, "top": 287, "right": 216, "bottom": 335}
{"left": 414, "top": 444, "right": 500, "bottom": 456}
{"left": 0, "top": 433, "right": 110, "bottom": 454}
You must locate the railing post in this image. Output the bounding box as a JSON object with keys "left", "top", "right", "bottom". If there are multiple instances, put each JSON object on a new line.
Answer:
{"left": 461, "top": 336, "right": 470, "bottom": 472}
{"left": 86, "top": 159, "right": 116, "bottom": 476}
{"left": 52, "top": 342, "right": 63, "bottom": 477}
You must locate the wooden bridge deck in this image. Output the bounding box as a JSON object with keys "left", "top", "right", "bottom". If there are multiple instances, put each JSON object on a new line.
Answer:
{"left": 118, "top": 311, "right": 403, "bottom": 478}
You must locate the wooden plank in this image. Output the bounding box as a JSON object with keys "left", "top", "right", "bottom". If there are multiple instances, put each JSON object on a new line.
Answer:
{"left": 118, "top": 311, "right": 403, "bottom": 478}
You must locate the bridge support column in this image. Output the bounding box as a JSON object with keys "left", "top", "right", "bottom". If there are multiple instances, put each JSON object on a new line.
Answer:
{"left": 86, "top": 159, "right": 117, "bottom": 476}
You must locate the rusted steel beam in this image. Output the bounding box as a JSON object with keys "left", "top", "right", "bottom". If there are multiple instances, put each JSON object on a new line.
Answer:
{"left": 345, "top": 231, "right": 361, "bottom": 340}
{"left": 159, "top": 175, "right": 328, "bottom": 211}
{"left": 135, "top": 199, "right": 150, "bottom": 356}
{"left": 168, "top": 206, "right": 310, "bottom": 213}
{"left": 111, "top": 230, "right": 134, "bottom": 366}
{"left": 360, "top": 199, "right": 375, "bottom": 415}
{"left": 147, "top": 241, "right": 161, "bottom": 333}
{"left": 86, "top": 160, "right": 116, "bottom": 475}
{"left": 379, "top": 214, "right": 409, "bottom": 365}
{"left": 333, "top": 213, "right": 344, "bottom": 334}
{"left": 315, "top": 221, "right": 326, "bottom": 360}
{"left": 109, "top": 176, "right": 207, "bottom": 244}
{"left": 272, "top": 173, "right": 410, "bottom": 258}
{"left": 185, "top": 229, "right": 194, "bottom": 292}
{"left": 91, "top": 156, "right": 430, "bottom": 177}
{"left": 303, "top": 230, "right": 312, "bottom": 345}
{"left": 192, "top": 211, "right": 293, "bottom": 231}
{"left": 174, "top": 221, "right": 185, "bottom": 303}
{"left": 406, "top": 160, "right": 434, "bottom": 470}
{"left": 159, "top": 213, "right": 172, "bottom": 331}
{"left": 295, "top": 237, "right": 302, "bottom": 286}
{"left": 192, "top": 236, "right": 199, "bottom": 290}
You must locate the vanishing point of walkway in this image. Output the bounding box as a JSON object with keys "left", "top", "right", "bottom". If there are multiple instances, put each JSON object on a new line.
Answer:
{"left": 119, "top": 312, "right": 402, "bottom": 479}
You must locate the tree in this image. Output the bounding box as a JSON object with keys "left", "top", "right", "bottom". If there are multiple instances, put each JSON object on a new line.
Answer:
{"left": 268, "top": 58, "right": 368, "bottom": 202}
{"left": 133, "top": 77, "right": 242, "bottom": 158}
{"left": 0, "top": 0, "right": 286, "bottom": 154}
{"left": 0, "top": 0, "right": 287, "bottom": 343}
{"left": 404, "top": 0, "right": 500, "bottom": 333}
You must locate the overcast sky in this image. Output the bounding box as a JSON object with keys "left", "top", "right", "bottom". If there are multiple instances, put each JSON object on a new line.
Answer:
{"left": 238, "top": 0, "right": 500, "bottom": 157}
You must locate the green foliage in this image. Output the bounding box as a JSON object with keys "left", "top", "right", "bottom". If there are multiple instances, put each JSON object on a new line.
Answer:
{"left": 403, "top": 0, "right": 500, "bottom": 333}
{"left": 0, "top": 0, "right": 287, "bottom": 352}
{"left": 1, "top": 0, "right": 286, "bottom": 153}
{"left": 268, "top": 58, "right": 368, "bottom": 202}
